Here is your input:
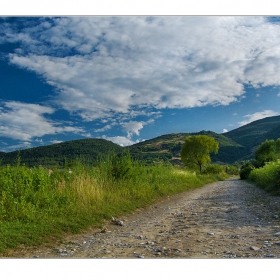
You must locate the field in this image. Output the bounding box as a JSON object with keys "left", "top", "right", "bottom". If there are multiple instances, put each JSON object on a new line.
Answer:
{"left": 0, "top": 151, "right": 228, "bottom": 254}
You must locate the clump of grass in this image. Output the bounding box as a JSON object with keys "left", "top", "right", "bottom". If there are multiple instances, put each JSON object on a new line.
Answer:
{"left": 0, "top": 151, "right": 226, "bottom": 254}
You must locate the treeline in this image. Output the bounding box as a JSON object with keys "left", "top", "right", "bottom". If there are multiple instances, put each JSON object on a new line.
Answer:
{"left": 0, "top": 138, "right": 123, "bottom": 168}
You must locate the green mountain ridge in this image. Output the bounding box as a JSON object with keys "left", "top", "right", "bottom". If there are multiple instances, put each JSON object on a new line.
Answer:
{"left": 1, "top": 115, "right": 280, "bottom": 167}
{"left": 0, "top": 138, "right": 123, "bottom": 167}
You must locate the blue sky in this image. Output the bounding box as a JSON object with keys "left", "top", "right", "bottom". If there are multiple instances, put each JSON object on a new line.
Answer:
{"left": 1, "top": 16, "right": 280, "bottom": 152}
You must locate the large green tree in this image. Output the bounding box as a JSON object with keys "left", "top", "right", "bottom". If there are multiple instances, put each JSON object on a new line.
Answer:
{"left": 255, "top": 138, "right": 280, "bottom": 166}
{"left": 180, "top": 135, "right": 219, "bottom": 173}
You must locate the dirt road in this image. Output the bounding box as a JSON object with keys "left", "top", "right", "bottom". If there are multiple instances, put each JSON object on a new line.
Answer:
{"left": 4, "top": 178, "right": 280, "bottom": 258}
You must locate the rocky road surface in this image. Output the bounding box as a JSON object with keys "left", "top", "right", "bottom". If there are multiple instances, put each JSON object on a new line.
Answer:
{"left": 4, "top": 178, "right": 280, "bottom": 258}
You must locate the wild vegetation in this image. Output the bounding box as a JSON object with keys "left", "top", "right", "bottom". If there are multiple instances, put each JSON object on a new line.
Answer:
{"left": 240, "top": 137, "right": 280, "bottom": 195}
{"left": 248, "top": 160, "right": 280, "bottom": 195}
{"left": 0, "top": 150, "right": 229, "bottom": 254}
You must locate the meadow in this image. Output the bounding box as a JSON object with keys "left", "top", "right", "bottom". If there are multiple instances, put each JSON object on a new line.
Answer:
{"left": 0, "top": 151, "right": 229, "bottom": 254}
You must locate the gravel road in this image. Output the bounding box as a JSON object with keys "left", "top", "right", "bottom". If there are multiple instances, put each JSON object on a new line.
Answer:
{"left": 4, "top": 178, "right": 280, "bottom": 258}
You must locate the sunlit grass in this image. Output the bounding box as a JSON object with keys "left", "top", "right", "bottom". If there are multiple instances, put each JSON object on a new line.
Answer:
{"left": 248, "top": 160, "right": 280, "bottom": 194}
{"left": 0, "top": 153, "right": 227, "bottom": 254}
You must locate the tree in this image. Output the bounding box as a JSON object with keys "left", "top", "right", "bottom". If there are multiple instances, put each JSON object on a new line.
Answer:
{"left": 255, "top": 138, "right": 280, "bottom": 166}
{"left": 180, "top": 135, "right": 219, "bottom": 173}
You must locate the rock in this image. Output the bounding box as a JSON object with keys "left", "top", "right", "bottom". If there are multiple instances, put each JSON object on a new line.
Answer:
{"left": 176, "top": 212, "right": 184, "bottom": 217}
{"left": 266, "top": 254, "right": 275, "bottom": 258}
{"left": 112, "top": 217, "right": 124, "bottom": 226}
{"left": 60, "top": 253, "right": 68, "bottom": 257}
{"left": 275, "top": 241, "right": 280, "bottom": 245}
{"left": 207, "top": 232, "right": 214, "bottom": 236}
{"left": 274, "top": 215, "right": 279, "bottom": 219}
{"left": 274, "top": 232, "right": 280, "bottom": 237}
{"left": 250, "top": 246, "right": 260, "bottom": 251}
{"left": 101, "top": 227, "right": 107, "bottom": 233}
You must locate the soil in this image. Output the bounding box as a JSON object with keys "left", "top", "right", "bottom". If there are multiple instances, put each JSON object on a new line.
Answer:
{"left": 3, "top": 178, "right": 280, "bottom": 258}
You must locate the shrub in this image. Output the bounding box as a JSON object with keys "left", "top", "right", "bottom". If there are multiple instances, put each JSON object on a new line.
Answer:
{"left": 239, "top": 162, "right": 255, "bottom": 180}
{"left": 248, "top": 160, "right": 280, "bottom": 194}
{"left": 226, "top": 165, "right": 239, "bottom": 175}
{"left": 201, "top": 164, "right": 225, "bottom": 175}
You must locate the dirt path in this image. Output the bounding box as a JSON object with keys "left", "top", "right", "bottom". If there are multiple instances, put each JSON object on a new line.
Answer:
{"left": 4, "top": 178, "right": 280, "bottom": 258}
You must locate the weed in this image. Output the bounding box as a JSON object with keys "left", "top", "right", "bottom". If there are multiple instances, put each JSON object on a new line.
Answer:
{"left": 0, "top": 153, "right": 226, "bottom": 254}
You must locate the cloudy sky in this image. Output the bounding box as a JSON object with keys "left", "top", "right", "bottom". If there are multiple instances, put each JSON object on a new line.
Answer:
{"left": 1, "top": 16, "right": 280, "bottom": 152}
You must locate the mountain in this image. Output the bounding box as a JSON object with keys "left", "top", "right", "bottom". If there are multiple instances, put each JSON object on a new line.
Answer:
{"left": 129, "top": 115, "right": 280, "bottom": 165}
{"left": 223, "top": 115, "right": 280, "bottom": 160}
{"left": 0, "top": 138, "right": 123, "bottom": 168}
{"left": 129, "top": 130, "right": 245, "bottom": 164}
{"left": 1, "top": 115, "right": 280, "bottom": 167}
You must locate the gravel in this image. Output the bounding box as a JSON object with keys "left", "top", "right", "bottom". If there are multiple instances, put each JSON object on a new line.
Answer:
{"left": 4, "top": 178, "right": 280, "bottom": 258}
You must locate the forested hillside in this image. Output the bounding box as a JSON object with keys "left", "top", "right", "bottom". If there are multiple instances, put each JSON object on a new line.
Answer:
{"left": 129, "top": 130, "right": 245, "bottom": 164}
{"left": 0, "top": 139, "right": 123, "bottom": 168}
{"left": 224, "top": 115, "right": 280, "bottom": 160}
{"left": 1, "top": 115, "right": 280, "bottom": 167}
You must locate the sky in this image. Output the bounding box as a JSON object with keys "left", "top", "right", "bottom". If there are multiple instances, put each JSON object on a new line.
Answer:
{"left": 1, "top": 16, "right": 280, "bottom": 152}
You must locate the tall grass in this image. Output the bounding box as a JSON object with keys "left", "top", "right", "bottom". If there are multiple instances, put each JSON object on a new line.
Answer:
{"left": 0, "top": 152, "right": 226, "bottom": 254}
{"left": 248, "top": 160, "right": 280, "bottom": 194}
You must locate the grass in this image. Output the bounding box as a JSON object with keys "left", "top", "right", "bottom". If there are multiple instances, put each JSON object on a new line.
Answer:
{"left": 248, "top": 160, "right": 280, "bottom": 194}
{"left": 0, "top": 151, "right": 227, "bottom": 254}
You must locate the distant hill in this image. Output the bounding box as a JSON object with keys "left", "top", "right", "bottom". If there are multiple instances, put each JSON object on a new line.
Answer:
{"left": 1, "top": 115, "right": 280, "bottom": 167}
{"left": 224, "top": 115, "right": 280, "bottom": 160}
{"left": 0, "top": 138, "right": 123, "bottom": 168}
{"left": 129, "top": 130, "right": 245, "bottom": 164}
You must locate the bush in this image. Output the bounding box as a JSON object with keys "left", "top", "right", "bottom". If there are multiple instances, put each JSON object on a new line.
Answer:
{"left": 239, "top": 162, "right": 255, "bottom": 180}
{"left": 201, "top": 164, "right": 225, "bottom": 175}
{"left": 248, "top": 160, "right": 280, "bottom": 194}
{"left": 226, "top": 165, "right": 239, "bottom": 175}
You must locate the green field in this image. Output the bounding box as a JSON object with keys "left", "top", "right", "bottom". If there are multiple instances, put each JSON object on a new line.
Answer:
{"left": 0, "top": 151, "right": 228, "bottom": 255}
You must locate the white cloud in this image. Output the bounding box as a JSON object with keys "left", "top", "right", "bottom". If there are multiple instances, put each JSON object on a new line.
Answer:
{"left": 4, "top": 16, "right": 280, "bottom": 140}
{"left": 1, "top": 141, "right": 31, "bottom": 152}
{"left": 50, "top": 140, "right": 63, "bottom": 144}
{"left": 121, "top": 119, "right": 155, "bottom": 138}
{"left": 5, "top": 17, "right": 280, "bottom": 123}
{"left": 278, "top": 92, "right": 280, "bottom": 97}
{"left": 121, "top": 121, "right": 144, "bottom": 138}
{"left": 0, "top": 101, "right": 86, "bottom": 141}
{"left": 238, "top": 110, "right": 279, "bottom": 126}
{"left": 94, "top": 124, "right": 113, "bottom": 133}
{"left": 223, "top": 129, "right": 228, "bottom": 133}
{"left": 101, "top": 135, "right": 138, "bottom": 147}
{"left": 35, "top": 138, "right": 43, "bottom": 143}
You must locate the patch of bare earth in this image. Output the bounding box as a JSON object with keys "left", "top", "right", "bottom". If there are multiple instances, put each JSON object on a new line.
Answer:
{"left": 3, "top": 178, "right": 280, "bottom": 258}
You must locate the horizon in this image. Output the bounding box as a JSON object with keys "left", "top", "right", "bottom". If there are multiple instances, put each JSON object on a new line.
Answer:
{"left": 1, "top": 16, "right": 280, "bottom": 152}
{"left": 1, "top": 113, "right": 280, "bottom": 153}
